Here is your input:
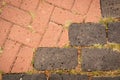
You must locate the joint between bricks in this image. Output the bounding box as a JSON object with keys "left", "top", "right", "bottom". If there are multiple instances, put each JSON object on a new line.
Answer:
{"left": 2, "top": 24, "right": 14, "bottom": 48}
{"left": 56, "top": 28, "right": 64, "bottom": 47}
{"left": 9, "top": 44, "right": 23, "bottom": 72}
{"left": 38, "top": 6, "right": 55, "bottom": 46}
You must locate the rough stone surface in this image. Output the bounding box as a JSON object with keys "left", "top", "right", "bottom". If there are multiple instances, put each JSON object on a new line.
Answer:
{"left": 81, "top": 48, "right": 120, "bottom": 71}
{"left": 34, "top": 47, "right": 78, "bottom": 70}
{"left": 2, "top": 74, "right": 24, "bottom": 80}
{"left": 2, "top": 74, "right": 47, "bottom": 80}
{"left": 69, "top": 23, "right": 106, "bottom": 46}
{"left": 100, "top": 0, "right": 120, "bottom": 18}
{"left": 92, "top": 76, "right": 120, "bottom": 80}
{"left": 108, "top": 22, "right": 120, "bottom": 43}
{"left": 49, "top": 74, "right": 89, "bottom": 80}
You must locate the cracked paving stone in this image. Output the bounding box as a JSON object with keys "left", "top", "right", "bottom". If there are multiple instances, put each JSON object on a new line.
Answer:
{"left": 2, "top": 74, "right": 47, "bottom": 80}
{"left": 69, "top": 23, "right": 106, "bottom": 46}
{"left": 81, "top": 48, "right": 120, "bottom": 71}
{"left": 108, "top": 22, "right": 120, "bottom": 43}
{"left": 92, "top": 76, "right": 120, "bottom": 80}
{"left": 100, "top": 0, "right": 120, "bottom": 18}
{"left": 49, "top": 74, "right": 89, "bottom": 80}
{"left": 34, "top": 47, "right": 78, "bottom": 70}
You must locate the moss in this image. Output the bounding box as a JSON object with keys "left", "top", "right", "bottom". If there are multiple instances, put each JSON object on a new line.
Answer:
{"left": 0, "top": 70, "right": 4, "bottom": 74}
{"left": 91, "top": 44, "right": 104, "bottom": 49}
{"left": 89, "top": 43, "right": 120, "bottom": 52}
{"left": 26, "top": 70, "right": 33, "bottom": 75}
{"left": 99, "top": 17, "right": 118, "bottom": 29}
{"left": 104, "top": 42, "right": 120, "bottom": 52}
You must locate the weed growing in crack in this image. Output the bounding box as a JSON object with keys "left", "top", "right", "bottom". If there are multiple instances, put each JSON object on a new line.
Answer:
{"left": 99, "top": 17, "right": 118, "bottom": 29}
{"left": 0, "top": 47, "right": 3, "bottom": 54}
{"left": 63, "top": 20, "right": 72, "bottom": 29}
{"left": 63, "top": 43, "right": 71, "bottom": 48}
{"left": 91, "top": 44, "right": 104, "bottom": 49}
{"left": 2, "top": 1, "right": 7, "bottom": 6}
{"left": 29, "top": 11, "right": 36, "bottom": 20}
{"left": 90, "top": 43, "right": 120, "bottom": 52}
{"left": 28, "top": 25, "right": 36, "bottom": 33}
{"left": 104, "top": 42, "right": 120, "bottom": 52}
{"left": 0, "top": 9, "right": 2, "bottom": 14}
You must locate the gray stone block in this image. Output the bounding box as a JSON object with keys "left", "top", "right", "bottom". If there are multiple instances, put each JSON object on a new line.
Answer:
{"left": 92, "top": 76, "right": 120, "bottom": 80}
{"left": 2, "top": 74, "right": 23, "bottom": 80}
{"left": 69, "top": 23, "right": 106, "bottom": 46}
{"left": 81, "top": 48, "right": 120, "bottom": 71}
{"left": 2, "top": 74, "right": 47, "bottom": 80}
{"left": 34, "top": 47, "right": 78, "bottom": 70}
{"left": 22, "top": 74, "right": 47, "bottom": 80}
{"left": 108, "top": 22, "right": 120, "bottom": 43}
{"left": 100, "top": 0, "right": 120, "bottom": 18}
{"left": 49, "top": 74, "right": 89, "bottom": 80}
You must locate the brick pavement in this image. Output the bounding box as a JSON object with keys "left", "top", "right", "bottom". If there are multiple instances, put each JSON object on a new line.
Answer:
{"left": 1, "top": 0, "right": 120, "bottom": 80}
{"left": 0, "top": 0, "right": 101, "bottom": 73}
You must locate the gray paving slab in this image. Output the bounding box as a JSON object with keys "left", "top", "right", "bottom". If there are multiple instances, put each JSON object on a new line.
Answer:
{"left": 108, "top": 22, "right": 120, "bottom": 43}
{"left": 81, "top": 48, "right": 120, "bottom": 71}
{"left": 49, "top": 74, "right": 89, "bottom": 80}
{"left": 69, "top": 23, "right": 106, "bottom": 46}
{"left": 34, "top": 47, "right": 78, "bottom": 70}
{"left": 100, "top": 0, "right": 120, "bottom": 18}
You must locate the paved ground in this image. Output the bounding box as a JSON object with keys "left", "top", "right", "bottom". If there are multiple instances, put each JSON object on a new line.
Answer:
{"left": 0, "top": 0, "right": 101, "bottom": 73}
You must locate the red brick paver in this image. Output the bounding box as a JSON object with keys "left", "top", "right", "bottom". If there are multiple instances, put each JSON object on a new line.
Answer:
{"left": 0, "top": 19, "right": 12, "bottom": 46}
{"left": 9, "top": 25, "right": 41, "bottom": 47}
{"left": 21, "top": 0, "right": 39, "bottom": 11}
{"left": 40, "top": 22, "right": 63, "bottom": 47}
{"left": 0, "top": 5, "right": 31, "bottom": 26}
{"left": 85, "top": 0, "right": 101, "bottom": 22}
{"left": 4, "top": 0, "right": 22, "bottom": 8}
{"left": 31, "top": 2, "right": 54, "bottom": 34}
{"left": 51, "top": 7, "right": 83, "bottom": 25}
{"left": 47, "top": 0, "right": 74, "bottom": 10}
{"left": 0, "top": 0, "right": 102, "bottom": 73}
{"left": 0, "top": 39, "right": 21, "bottom": 73}
{"left": 58, "top": 29, "right": 69, "bottom": 47}
{"left": 72, "top": 0, "right": 92, "bottom": 15}
{"left": 11, "top": 45, "right": 33, "bottom": 73}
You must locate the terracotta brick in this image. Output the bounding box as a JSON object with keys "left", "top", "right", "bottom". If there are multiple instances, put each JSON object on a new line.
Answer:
{"left": 0, "top": 5, "right": 31, "bottom": 26}
{"left": 85, "top": 0, "right": 102, "bottom": 23}
{"left": 0, "top": 19, "right": 12, "bottom": 46}
{"left": 21, "top": 0, "right": 39, "bottom": 11}
{"left": 72, "top": 0, "right": 92, "bottom": 15}
{"left": 0, "top": 39, "right": 21, "bottom": 73}
{"left": 58, "top": 29, "right": 69, "bottom": 47}
{"left": 9, "top": 25, "right": 41, "bottom": 47}
{"left": 0, "top": 0, "right": 3, "bottom": 8}
{"left": 31, "top": 2, "right": 54, "bottom": 34}
{"left": 46, "top": 0, "right": 61, "bottom": 7}
{"left": 11, "top": 46, "right": 33, "bottom": 73}
{"left": 61, "top": 0, "right": 74, "bottom": 9}
{"left": 39, "top": 22, "right": 63, "bottom": 47}
{"left": 4, "top": 0, "right": 22, "bottom": 7}
{"left": 51, "top": 7, "right": 83, "bottom": 25}
{"left": 46, "top": 0, "right": 74, "bottom": 9}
